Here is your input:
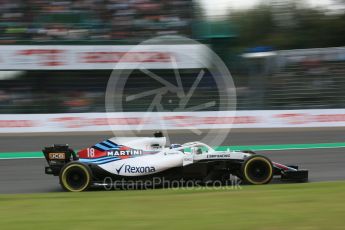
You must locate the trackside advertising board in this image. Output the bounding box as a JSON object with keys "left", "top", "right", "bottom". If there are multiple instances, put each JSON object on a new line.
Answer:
{"left": 0, "top": 45, "right": 207, "bottom": 70}
{"left": 0, "top": 109, "right": 345, "bottom": 133}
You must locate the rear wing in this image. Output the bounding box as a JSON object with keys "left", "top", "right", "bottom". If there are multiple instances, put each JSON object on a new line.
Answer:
{"left": 42, "top": 144, "right": 78, "bottom": 176}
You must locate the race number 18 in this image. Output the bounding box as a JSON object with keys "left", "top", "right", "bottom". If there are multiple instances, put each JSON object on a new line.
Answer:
{"left": 87, "top": 148, "right": 95, "bottom": 158}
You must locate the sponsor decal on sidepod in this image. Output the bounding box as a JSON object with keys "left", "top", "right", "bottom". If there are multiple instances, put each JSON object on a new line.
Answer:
{"left": 206, "top": 154, "right": 231, "bottom": 159}
{"left": 107, "top": 149, "right": 143, "bottom": 156}
{"left": 116, "top": 164, "right": 156, "bottom": 174}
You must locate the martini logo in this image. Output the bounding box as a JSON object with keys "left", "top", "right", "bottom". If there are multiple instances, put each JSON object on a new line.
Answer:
{"left": 107, "top": 149, "right": 143, "bottom": 156}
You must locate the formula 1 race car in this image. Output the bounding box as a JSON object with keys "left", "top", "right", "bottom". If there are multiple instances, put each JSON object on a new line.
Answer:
{"left": 43, "top": 133, "right": 308, "bottom": 192}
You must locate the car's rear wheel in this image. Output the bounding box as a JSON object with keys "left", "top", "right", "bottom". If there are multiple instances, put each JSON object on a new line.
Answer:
{"left": 59, "top": 162, "right": 92, "bottom": 192}
{"left": 241, "top": 155, "right": 273, "bottom": 185}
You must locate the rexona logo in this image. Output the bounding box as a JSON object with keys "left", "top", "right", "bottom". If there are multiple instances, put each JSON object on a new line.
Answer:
{"left": 107, "top": 149, "right": 143, "bottom": 156}
{"left": 125, "top": 165, "right": 156, "bottom": 173}
{"left": 116, "top": 164, "right": 156, "bottom": 174}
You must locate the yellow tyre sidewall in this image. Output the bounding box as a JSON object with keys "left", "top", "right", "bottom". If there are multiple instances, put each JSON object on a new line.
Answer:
{"left": 243, "top": 157, "right": 273, "bottom": 185}
{"left": 61, "top": 164, "right": 91, "bottom": 192}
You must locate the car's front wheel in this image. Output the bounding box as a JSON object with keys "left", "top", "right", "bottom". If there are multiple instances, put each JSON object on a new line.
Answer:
{"left": 241, "top": 155, "right": 273, "bottom": 185}
{"left": 59, "top": 162, "right": 92, "bottom": 192}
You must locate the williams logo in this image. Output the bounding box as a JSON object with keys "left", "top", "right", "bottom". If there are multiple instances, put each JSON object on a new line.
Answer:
{"left": 107, "top": 149, "right": 143, "bottom": 156}
{"left": 115, "top": 164, "right": 156, "bottom": 174}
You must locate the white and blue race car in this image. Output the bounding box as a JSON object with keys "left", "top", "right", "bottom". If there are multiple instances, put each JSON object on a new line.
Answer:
{"left": 43, "top": 132, "right": 308, "bottom": 192}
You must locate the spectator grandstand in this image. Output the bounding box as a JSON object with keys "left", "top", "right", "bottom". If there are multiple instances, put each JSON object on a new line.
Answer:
{"left": 0, "top": 0, "right": 192, "bottom": 44}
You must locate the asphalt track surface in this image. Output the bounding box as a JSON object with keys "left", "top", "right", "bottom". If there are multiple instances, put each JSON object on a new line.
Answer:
{"left": 0, "top": 128, "right": 344, "bottom": 194}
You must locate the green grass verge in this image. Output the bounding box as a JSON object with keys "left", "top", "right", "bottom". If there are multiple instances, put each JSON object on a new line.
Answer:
{"left": 0, "top": 181, "right": 345, "bottom": 230}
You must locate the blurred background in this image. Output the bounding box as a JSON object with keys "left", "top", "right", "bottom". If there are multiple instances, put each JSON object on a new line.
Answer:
{"left": 0, "top": 0, "right": 345, "bottom": 113}
{"left": 1, "top": 0, "right": 345, "bottom": 196}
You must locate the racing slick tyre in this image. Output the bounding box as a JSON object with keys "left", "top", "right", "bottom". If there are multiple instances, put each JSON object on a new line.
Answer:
{"left": 59, "top": 162, "right": 92, "bottom": 192}
{"left": 241, "top": 155, "right": 273, "bottom": 185}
